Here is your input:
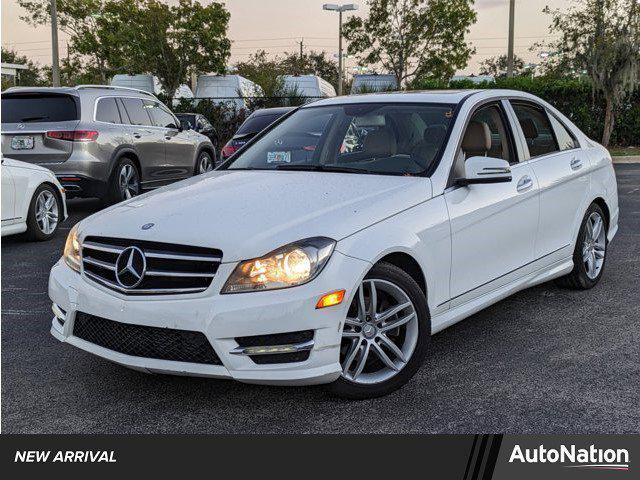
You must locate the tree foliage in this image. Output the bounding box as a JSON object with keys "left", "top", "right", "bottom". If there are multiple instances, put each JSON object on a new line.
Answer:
{"left": 542, "top": 0, "right": 640, "bottom": 146}
{"left": 479, "top": 54, "right": 529, "bottom": 77}
{"left": 17, "top": 0, "right": 231, "bottom": 94}
{"left": 1, "top": 47, "right": 46, "bottom": 88}
{"left": 342, "top": 0, "right": 477, "bottom": 87}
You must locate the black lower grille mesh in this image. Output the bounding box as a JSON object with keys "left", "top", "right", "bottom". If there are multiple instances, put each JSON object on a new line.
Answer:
{"left": 73, "top": 312, "right": 222, "bottom": 365}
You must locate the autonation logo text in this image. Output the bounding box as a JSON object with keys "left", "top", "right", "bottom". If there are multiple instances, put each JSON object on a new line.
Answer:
{"left": 509, "top": 444, "right": 630, "bottom": 471}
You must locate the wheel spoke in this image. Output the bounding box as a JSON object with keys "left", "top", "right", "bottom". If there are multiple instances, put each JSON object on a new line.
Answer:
{"left": 582, "top": 246, "right": 590, "bottom": 262}
{"left": 352, "top": 342, "right": 370, "bottom": 380}
{"left": 368, "top": 280, "right": 377, "bottom": 315}
{"left": 378, "top": 333, "right": 407, "bottom": 363}
{"left": 377, "top": 301, "right": 411, "bottom": 323}
{"left": 357, "top": 283, "right": 366, "bottom": 320}
{"left": 342, "top": 331, "right": 360, "bottom": 338}
{"left": 342, "top": 339, "right": 361, "bottom": 374}
{"left": 372, "top": 342, "right": 399, "bottom": 371}
{"left": 594, "top": 244, "right": 605, "bottom": 259}
{"left": 592, "top": 216, "right": 603, "bottom": 241}
{"left": 345, "top": 317, "right": 361, "bottom": 327}
{"left": 586, "top": 252, "right": 595, "bottom": 273}
{"left": 380, "top": 311, "right": 416, "bottom": 333}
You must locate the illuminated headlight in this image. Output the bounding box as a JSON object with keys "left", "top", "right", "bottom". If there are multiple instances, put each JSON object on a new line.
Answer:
{"left": 63, "top": 224, "right": 81, "bottom": 272}
{"left": 221, "top": 237, "right": 336, "bottom": 293}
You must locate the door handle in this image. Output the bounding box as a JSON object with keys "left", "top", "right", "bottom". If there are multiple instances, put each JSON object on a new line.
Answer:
{"left": 516, "top": 175, "right": 533, "bottom": 192}
{"left": 165, "top": 136, "right": 172, "bottom": 140}
{"left": 570, "top": 157, "right": 583, "bottom": 170}
{"left": 133, "top": 132, "right": 142, "bottom": 139}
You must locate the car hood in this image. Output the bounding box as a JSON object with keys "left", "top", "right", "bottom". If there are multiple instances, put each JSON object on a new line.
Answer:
{"left": 78, "top": 170, "right": 432, "bottom": 262}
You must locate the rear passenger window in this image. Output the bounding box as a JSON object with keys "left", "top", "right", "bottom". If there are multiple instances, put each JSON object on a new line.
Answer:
{"left": 548, "top": 114, "right": 579, "bottom": 150}
{"left": 95, "top": 98, "right": 121, "bottom": 124}
{"left": 460, "top": 104, "right": 514, "bottom": 163}
{"left": 511, "top": 102, "right": 559, "bottom": 157}
{"left": 120, "top": 98, "right": 151, "bottom": 126}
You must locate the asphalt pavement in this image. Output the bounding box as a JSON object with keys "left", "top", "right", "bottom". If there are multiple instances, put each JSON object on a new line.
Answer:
{"left": 2, "top": 164, "right": 639, "bottom": 433}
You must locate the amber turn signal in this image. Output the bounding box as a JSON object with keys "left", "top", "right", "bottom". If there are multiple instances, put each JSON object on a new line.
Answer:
{"left": 316, "top": 289, "right": 346, "bottom": 309}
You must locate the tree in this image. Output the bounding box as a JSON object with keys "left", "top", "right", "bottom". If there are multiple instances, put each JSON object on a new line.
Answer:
{"left": 1, "top": 48, "right": 45, "bottom": 88}
{"left": 479, "top": 54, "right": 529, "bottom": 77}
{"left": 18, "top": 0, "right": 231, "bottom": 94}
{"left": 235, "top": 50, "right": 286, "bottom": 99}
{"left": 342, "top": 0, "right": 477, "bottom": 87}
{"left": 543, "top": 0, "right": 640, "bottom": 146}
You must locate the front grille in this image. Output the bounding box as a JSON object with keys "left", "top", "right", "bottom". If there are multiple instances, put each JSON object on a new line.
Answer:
{"left": 81, "top": 236, "right": 222, "bottom": 295}
{"left": 73, "top": 312, "right": 222, "bottom": 365}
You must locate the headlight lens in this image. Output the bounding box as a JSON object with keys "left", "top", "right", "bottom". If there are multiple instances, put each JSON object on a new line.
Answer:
{"left": 63, "top": 224, "right": 81, "bottom": 272}
{"left": 221, "top": 237, "right": 336, "bottom": 293}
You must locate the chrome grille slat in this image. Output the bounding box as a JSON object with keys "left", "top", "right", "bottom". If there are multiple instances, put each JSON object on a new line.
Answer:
{"left": 81, "top": 236, "right": 222, "bottom": 296}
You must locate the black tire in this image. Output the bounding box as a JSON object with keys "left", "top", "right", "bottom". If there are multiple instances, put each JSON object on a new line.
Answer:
{"left": 555, "top": 203, "right": 608, "bottom": 290}
{"left": 327, "top": 262, "right": 431, "bottom": 399}
{"left": 194, "top": 150, "right": 215, "bottom": 175}
{"left": 25, "top": 184, "right": 61, "bottom": 241}
{"left": 105, "top": 158, "right": 140, "bottom": 205}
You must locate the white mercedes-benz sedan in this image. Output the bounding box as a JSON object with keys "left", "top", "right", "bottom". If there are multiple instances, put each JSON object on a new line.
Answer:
{"left": 2, "top": 157, "right": 67, "bottom": 240}
{"left": 49, "top": 90, "right": 619, "bottom": 398}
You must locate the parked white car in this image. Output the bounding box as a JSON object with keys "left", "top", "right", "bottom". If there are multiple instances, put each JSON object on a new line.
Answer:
{"left": 2, "top": 157, "right": 67, "bottom": 240}
{"left": 49, "top": 90, "right": 619, "bottom": 398}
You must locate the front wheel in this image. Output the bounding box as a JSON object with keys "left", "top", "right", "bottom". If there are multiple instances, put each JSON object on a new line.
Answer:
{"left": 327, "top": 262, "right": 430, "bottom": 399}
{"left": 106, "top": 158, "right": 140, "bottom": 205}
{"left": 555, "top": 203, "right": 608, "bottom": 289}
{"left": 25, "top": 184, "right": 61, "bottom": 241}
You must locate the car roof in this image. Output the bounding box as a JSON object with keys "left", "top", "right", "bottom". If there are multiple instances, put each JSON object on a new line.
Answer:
{"left": 305, "top": 89, "right": 481, "bottom": 107}
{"left": 249, "top": 107, "right": 296, "bottom": 117}
{"left": 3, "top": 85, "right": 155, "bottom": 99}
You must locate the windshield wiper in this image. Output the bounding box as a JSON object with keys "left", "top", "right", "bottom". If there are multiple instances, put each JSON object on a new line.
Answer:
{"left": 275, "top": 164, "right": 373, "bottom": 174}
{"left": 19, "top": 115, "right": 49, "bottom": 122}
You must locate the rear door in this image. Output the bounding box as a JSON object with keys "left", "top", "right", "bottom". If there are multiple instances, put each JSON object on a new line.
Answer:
{"left": 1, "top": 161, "right": 16, "bottom": 222}
{"left": 508, "top": 101, "right": 589, "bottom": 259}
{"left": 145, "top": 100, "right": 194, "bottom": 180}
{"left": 1, "top": 92, "right": 79, "bottom": 165}
{"left": 118, "top": 97, "right": 166, "bottom": 186}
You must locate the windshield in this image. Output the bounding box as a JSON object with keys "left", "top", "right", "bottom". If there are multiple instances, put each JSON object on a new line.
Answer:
{"left": 226, "top": 103, "right": 455, "bottom": 176}
{"left": 236, "top": 113, "right": 286, "bottom": 136}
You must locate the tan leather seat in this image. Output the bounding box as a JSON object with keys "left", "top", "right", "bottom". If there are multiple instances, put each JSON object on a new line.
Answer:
{"left": 363, "top": 127, "right": 397, "bottom": 157}
{"left": 461, "top": 120, "right": 491, "bottom": 158}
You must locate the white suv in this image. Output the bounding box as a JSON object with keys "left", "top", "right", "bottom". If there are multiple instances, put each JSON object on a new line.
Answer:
{"left": 49, "top": 90, "right": 619, "bottom": 398}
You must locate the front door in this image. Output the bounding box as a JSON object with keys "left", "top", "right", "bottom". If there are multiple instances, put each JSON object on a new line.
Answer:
{"left": 445, "top": 102, "right": 540, "bottom": 305}
{"left": 1, "top": 162, "right": 15, "bottom": 222}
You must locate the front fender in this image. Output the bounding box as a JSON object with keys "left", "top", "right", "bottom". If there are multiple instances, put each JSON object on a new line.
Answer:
{"left": 335, "top": 195, "right": 451, "bottom": 314}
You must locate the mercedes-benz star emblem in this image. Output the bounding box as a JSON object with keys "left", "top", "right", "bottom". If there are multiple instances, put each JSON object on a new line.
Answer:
{"left": 141, "top": 223, "right": 155, "bottom": 230}
{"left": 17, "top": 123, "right": 25, "bottom": 130}
{"left": 115, "top": 246, "right": 146, "bottom": 289}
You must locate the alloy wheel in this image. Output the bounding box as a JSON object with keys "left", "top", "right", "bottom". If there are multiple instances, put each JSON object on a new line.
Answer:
{"left": 35, "top": 190, "right": 59, "bottom": 235}
{"left": 119, "top": 164, "right": 139, "bottom": 200}
{"left": 340, "top": 279, "right": 419, "bottom": 384}
{"left": 583, "top": 211, "right": 606, "bottom": 279}
{"left": 198, "top": 152, "right": 213, "bottom": 174}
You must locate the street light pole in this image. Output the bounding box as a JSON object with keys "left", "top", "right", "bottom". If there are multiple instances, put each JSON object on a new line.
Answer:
{"left": 51, "top": 0, "right": 61, "bottom": 87}
{"left": 323, "top": 4, "right": 358, "bottom": 96}
{"left": 506, "top": 0, "right": 515, "bottom": 78}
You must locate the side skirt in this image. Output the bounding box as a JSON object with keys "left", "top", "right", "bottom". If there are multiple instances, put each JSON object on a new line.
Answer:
{"left": 431, "top": 256, "right": 573, "bottom": 334}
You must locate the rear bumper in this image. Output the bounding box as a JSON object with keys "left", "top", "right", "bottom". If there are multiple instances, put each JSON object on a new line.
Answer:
{"left": 55, "top": 174, "right": 107, "bottom": 199}
{"left": 43, "top": 150, "right": 110, "bottom": 198}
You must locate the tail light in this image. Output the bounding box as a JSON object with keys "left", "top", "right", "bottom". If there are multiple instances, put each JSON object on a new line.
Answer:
{"left": 221, "top": 142, "right": 239, "bottom": 159}
{"left": 47, "top": 130, "right": 99, "bottom": 142}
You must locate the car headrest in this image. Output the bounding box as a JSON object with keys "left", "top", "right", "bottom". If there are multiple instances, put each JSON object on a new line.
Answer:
{"left": 462, "top": 121, "right": 491, "bottom": 153}
{"left": 519, "top": 118, "right": 538, "bottom": 139}
{"left": 363, "top": 127, "right": 397, "bottom": 156}
{"left": 423, "top": 124, "right": 447, "bottom": 144}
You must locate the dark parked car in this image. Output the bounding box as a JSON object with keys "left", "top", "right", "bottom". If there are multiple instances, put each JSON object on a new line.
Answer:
{"left": 176, "top": 113, "right": 219, "bottom": 156}
{"left": 220, "top": 107, "right": 295, "bottom": 160}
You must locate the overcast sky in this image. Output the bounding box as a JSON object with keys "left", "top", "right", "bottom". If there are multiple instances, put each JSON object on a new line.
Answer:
{"left": 1, "top": 0, "right": 569, "bottom": 75}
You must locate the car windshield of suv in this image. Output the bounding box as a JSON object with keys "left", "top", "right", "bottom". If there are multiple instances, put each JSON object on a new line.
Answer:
{"left": 235, "top": 113, "right": 285, "bottom": 136}
{"left": 1, "top": 93, "right": 79, "bottom": 123}
{"left": 226, "top": 103, "right": 455, "bottom": 176}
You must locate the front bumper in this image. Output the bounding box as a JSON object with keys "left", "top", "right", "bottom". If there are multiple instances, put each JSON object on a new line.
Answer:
{"left": 48, "top": 251, "right": 370, "bottom": 385}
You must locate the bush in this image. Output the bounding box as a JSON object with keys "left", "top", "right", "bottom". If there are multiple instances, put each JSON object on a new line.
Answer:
{"left": 409, "top": 76, "right": 639, "bottom": 147}
{"left": 172, "top": 99, "right": 249, "bottom": 148}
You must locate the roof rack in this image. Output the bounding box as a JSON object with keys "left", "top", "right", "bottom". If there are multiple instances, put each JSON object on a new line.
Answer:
{"left": 74, "top": 85, "right": 157, "bottom": 97}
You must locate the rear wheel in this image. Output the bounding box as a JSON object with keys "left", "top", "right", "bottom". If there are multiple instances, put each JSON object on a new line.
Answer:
{"left": 195, "top": 150, "right": 215, "bottom": 175}
{"left": 25, "top": 184, "right": 60, "bottom": 241}
{"left": 106, "top": 158, "right": 140, "bottom": 205}
{"left": 327, "top": 262, "right": 430, "bottom": 399}
{"left": 555, "top": 203, "right": 607, "bottom": 289}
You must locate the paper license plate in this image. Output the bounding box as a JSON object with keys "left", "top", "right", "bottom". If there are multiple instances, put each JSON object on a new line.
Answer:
{"left": 267, "top": 151, "right": 291, "bottom": 163}
{"left": 11, "top": 136, "right": 35, "bottom": 150}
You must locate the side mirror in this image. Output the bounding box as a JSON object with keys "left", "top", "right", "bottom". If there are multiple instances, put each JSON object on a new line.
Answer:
{"left": 455, "top": 156, "right": 512, "bottom": 186}
{"left": 179, "top": 120, "right": 189, "bottom": 132}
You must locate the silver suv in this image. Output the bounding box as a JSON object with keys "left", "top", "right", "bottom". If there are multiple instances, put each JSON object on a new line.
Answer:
{"left": 1, "top": 85, "right": 216, "bottom": 203}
